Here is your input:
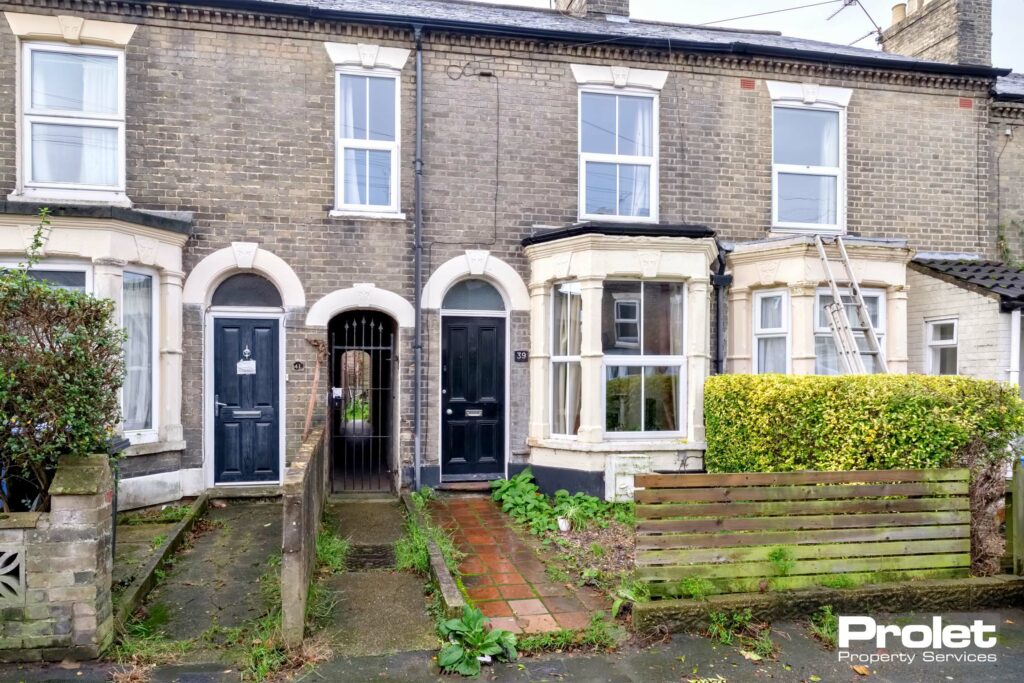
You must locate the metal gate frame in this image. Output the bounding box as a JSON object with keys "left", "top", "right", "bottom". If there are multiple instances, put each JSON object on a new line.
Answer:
{"left": 329, "top": 311, "right": 395, "bottom": 492}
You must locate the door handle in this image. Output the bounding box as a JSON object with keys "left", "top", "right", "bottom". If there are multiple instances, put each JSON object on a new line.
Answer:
{"left": 215, "top": 394, "right": 228, "bottom": 417}
{"left": 446, "top": 409, "right": 453, "bottom": 415}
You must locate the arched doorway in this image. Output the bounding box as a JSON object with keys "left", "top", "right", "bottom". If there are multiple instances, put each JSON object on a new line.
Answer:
{"left": 329, "top": 310, "right": 395, "bottom": 492}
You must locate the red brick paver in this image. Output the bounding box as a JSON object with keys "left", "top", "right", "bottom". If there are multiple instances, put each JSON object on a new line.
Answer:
{"left": 431, "top": 495, "right": 610, "bottom": 634}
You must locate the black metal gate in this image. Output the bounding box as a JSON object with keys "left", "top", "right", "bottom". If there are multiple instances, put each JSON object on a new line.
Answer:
{"left": 329, "top": 311, "right": 394, "bottom": 492}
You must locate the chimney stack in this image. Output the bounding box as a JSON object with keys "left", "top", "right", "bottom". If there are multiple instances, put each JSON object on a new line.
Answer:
{"left": 880, "top": 0, "right": 991, "bottom": 67}
{"left": 555, "top": 0, "right": 630, "bottom": 19}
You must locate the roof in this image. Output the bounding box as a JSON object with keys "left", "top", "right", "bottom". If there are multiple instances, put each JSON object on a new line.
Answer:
{"left": 186, "top": 0, "right": 1007, "bottom": 79}
{"left": 0, "top": 200, "right": 193, "bottom": 235}
{"left": 521, "top": 221, "right": 714, "bottom": 247}
{"left": 995, "top": 73, "right": 1024, "bottom": 102}
{"left": 912, "top": 259, "right": 1024, "bottom": 311}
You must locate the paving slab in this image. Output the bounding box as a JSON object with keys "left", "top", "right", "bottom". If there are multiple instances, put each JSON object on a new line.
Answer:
{"left": 141, "top": 502, "right": 281, "bottom": 642}
{"left": 324, "top": 499, "right": 405, "bottom": 546}
{"left": 112, "top": 521, "right": 177, "bottom": 592}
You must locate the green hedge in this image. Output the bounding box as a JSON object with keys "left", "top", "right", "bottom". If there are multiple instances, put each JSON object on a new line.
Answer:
{"left": 704, "top": 374, "right": 1024, "bottom": 473}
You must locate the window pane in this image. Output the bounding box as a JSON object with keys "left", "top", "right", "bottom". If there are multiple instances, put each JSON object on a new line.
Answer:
{"left": 759, "top": 295, "right": 783, "bottom": 330}
{"left": 585, "top": 161, "right": 617, "bottom": 215}
{"left": 343, "top": 148, "right": 367, "bottom": 204}
{"left": 618, "top": 96, "right": 652, "bottom": 156}
{"left": 581, "top": 92, "right": 615, "bottom": 154}
{"left": 367, "top": 77, "right": 396, "bottom": 141}
{"left": 26, "top": 269, "right": 86, "bottom": 292}
{"left": 818, "top": 294, "right": 880, "bottom": 329}
{"left": 553, "top": 361, "right": 581, "bottom": 435}
{"left": 368, "top": 149, "right": 392, "bottom": 205}
{"left": 774, "top": 108, "right": 839, "bottom": 167}
{"left": 936, "top": 346, "right": 957, "bottom": 375}
{"left": 553, "top": 282, "right": 582, "bottom": 356}
{"left": 603, "top": 282, "right": 642, "bottom": 354}
{"left": 758, "top": 337, "right": 787, "bottom": 373}
{"left": 32, "top": 51, "right": 118, "bottom": 115}
{"left": 340, "top": 75, "right": 368, "bottom": 139}
{"left": 442, "top": 279, "right": 505, "bottom": 311}
{"left": 618, "top": 164, "right": 651, "bottom": 217}
{"left": 932, "top": 322, "right": 956, "bottom": 342}
{"left": 643, "top": 282, "right": 685, "bottom": 355}
{"left": 644, "top": 366, "right": 679, "bottom": 431}
{"left": 31, "top": 123, "right": 118, "bottom": 186}
{"left": 123, "top": 272, "right": 153, "bottom": 432}
{"left": 605, "top": 366, "right": 641, "bottom": 432}
{"left": 778, "top": 173, "right": 837, "bottom": 224}
{"left": 815, "top": 335, "right": 840, "bottom": 375}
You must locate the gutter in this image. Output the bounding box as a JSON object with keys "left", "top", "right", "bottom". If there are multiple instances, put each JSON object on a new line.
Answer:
{"left": 412, "top": 25, "right": 424, "bottom": 491}
{"left": 157, "top": 0, "right": 1009, "bottom": 81}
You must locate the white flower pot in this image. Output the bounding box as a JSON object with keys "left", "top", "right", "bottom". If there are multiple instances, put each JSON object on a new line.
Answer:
{"left": 557, "top": 517, "right": 571, "bottom": 532}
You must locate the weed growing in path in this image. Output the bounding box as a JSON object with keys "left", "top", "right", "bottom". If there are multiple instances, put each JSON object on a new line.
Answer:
{"left": 810, "top": 605, "right": 838, "bottom": 649}
{"left": 315, "top": 528, "right": 350, "bottom": 573}
{"left": 517, "top": 614, "right": 619, "bottom": 655}
{"left": 705, "top": 609, "right": 778, "bottom": 660}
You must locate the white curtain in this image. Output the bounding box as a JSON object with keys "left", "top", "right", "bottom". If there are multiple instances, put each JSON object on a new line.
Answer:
{"left": 621, "top": 97, "right": 652, "bottom": 217}
{"left": 669, "top": 287, "right": 684, "bottom": 357}
{"left": 554, "top": 286, "right": 582, "bottom": 435}
{"left": 123, "top": 274, "right": 153, "bottom": 431}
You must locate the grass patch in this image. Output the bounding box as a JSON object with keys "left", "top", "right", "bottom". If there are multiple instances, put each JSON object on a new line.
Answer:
{"left": 810, "top": 605, "right": 838, "bottom": 649}
{"left": 397, "top": 489, "right": 463, "bottom": 578}
{"left": 610, "top": 574, "right": 650, "bottom": 618}
{"left": 818, "top": 574, "right": 858, "bottom": 589}
{"left": 705, "top": 609, "right": 778, "bottom": 660}
{"left": 518, "top": 614, "right": 618, "bottom": 655}
{"left": 675, "top": 577, "right": 717, "bottom": 601}
{"left": 767, "top": 546, "right": 795, "bottom": 577}
{"left": 149, "top": 533, "right": 168, "bottom": 551}
{"left": 315, "top": 528, "right": 350, "bottom": 574}
{"left": 110, "top": 604, "right": 192, "bottom": 667}
{"left": 120, "top": 504, "right": 192, "bottom": 526}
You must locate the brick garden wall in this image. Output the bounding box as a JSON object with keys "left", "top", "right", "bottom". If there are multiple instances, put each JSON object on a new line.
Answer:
{"left": 0, "top": 456, "right": 114, "bottom": 662}
{"left": 0, "top": 1, "right": 1002, "bottom": 484}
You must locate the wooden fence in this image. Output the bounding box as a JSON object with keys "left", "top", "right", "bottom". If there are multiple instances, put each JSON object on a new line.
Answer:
{"left": 635, "top": 469, "right": 972, "bottom": 597}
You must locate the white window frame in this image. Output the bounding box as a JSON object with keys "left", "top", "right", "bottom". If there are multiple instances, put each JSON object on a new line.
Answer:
{"left": 771, "top": 102, "right": 847, "bottom": 234}
{"left": 550, "top": 281, "right": 583, "bottom": 439}
{"left": 578, "top": 86, "right": 659, "bottom": 224}
{"left": 0, "top": 259, "right": 93, "bottom": 292}
{"left": 333, "top": 67, "right": 402, "bottom": 216}
{"left": 613, "top": 296, "right": 640, "bottom": 348}
{"left": 925, "top": 317, "right": 959, "bottom": 376}
{"left": 601, "top": 280, "right": 686, "bottom": 439}
{"left": 20, "top": 41, "right": 127, "bottom": 202}
{"left": 814, "top": 288, "right": 886, "bottom": 374}
{"left": 753, "top": 289, "right": 790, "bottom": 374}
{"left": 121, "top": 267, "right": 160, "bottom": 445}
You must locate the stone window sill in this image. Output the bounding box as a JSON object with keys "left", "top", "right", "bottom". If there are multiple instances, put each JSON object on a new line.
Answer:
{"left": 123, "top": 440, "right": 186, "bottom": 457}
{"left": 329, "top": 209, "right": 407, "bottom": 220}
{"left": 530, "top": 437, "right": 706, "bottom": 453}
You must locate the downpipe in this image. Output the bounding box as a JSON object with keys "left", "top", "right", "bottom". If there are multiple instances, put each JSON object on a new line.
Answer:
{"left": 413, "top": 25, "right": 425, "bottom": 491}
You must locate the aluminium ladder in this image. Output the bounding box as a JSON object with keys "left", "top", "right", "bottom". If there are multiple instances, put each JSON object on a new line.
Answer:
{"left": 814, "top": 235, "right": 888, "bottom": 374}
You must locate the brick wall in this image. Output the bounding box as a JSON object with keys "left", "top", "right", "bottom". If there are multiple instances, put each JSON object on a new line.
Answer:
{"left": 993, "top": 104, "right": 1024, "bottom": 259}
{"left": 880, "top": 0, "right": 991, "bottom": 66}
{"left": 906, "top": 267, "right": 1009, "bottom": 378}
{"left": 0, "top": 2, "right": 1002, "bottom": 484}
{"left": 0, "top": 456, "right": 114, "bottom": 662}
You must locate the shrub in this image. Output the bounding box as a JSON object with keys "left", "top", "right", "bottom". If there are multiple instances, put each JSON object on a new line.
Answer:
{"left": 704, "top": 374, "right": 1024, "bottom": 575}
{"left": 0, "top": 211, "right": 124, "bottom": 512}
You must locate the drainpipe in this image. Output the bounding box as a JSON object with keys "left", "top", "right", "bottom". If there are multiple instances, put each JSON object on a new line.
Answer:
{"left": 413, "top": 25, "right": 425, "bottom": 491}
{"left": 1010, "top": 308, "right": 1021, "bottom": 391}
{"left": 711, "top": 242, "right": 732, "bottom": 375}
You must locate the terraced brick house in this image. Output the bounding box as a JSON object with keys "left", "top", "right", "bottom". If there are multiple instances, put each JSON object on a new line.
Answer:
{"left": 0, "top": 0, "right": 1019, "bottom": 506}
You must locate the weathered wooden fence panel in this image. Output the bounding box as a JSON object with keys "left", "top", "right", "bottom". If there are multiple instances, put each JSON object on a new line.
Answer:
{"left": 635, "top": 469, "right": 971, "bottom": 597}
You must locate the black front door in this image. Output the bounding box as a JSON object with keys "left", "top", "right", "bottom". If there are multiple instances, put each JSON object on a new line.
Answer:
{"left": 441, "top": 316, "right": 505, "bottom": 479}
{"left": 213, "top": 317, "right": 280, "bottom": 483}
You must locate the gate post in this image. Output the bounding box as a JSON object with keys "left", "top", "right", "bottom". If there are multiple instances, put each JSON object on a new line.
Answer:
{"left": 1014, "top": 457, "right": 1024, "bottom": 575}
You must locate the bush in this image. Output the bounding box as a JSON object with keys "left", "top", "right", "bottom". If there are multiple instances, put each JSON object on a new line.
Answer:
{"left": 0, "top": 211, "right": 125, "bottom": 512}
{"left": 704, "top": 374, "right": 1024, "bottom": 575}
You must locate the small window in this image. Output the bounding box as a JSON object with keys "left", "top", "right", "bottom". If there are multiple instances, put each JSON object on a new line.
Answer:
{"left": 23, "top": 43, "right": 125, "bottom": 194}
{"left": 211, "top": 273, "right": 283, "bottom": 308}
{"left": 754, "top": 290, "right": 789, "bottom": 374}
{"left": 551, "top": 282, "right": 582, "bottom": 437}
{"left": 814, "top": 290, "right": 885, "bottom": 375}
{"left": 442, "top": 280, "right": 505, "bottom": 311}
{"left": 336, "top": 71, "right": 400, "bottom": 212}
{"left": 926, "top": 319, "right": 958, "bottom": 376}
{"left": 602, "top": 281, "right": 685, "bottom": 435}
{"left": 26, "top": 269, "right": 87, "bottom": 292}
{"left": 123, "top": 271, "right": 157, "bottom": 438}
{"left": 772, "top": 105, "right": 844, "bottom": 232}
{"left": 579, "top": 90, "right": 657, "bottom": 221}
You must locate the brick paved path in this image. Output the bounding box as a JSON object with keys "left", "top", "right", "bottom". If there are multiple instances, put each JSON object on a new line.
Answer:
{"left": 430, "top": 495, "right": 609, "bottom": 634}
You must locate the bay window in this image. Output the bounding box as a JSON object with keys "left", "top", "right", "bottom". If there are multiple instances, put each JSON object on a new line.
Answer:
{"left": 814, "top": 289, "right": 885, "bottom": 375}
{"left": 551, "top": 282, "right": 582, "bottom": 436}
{"left": 753, "top": 290, "right": 789, "bottom": 374}
{"left": 336, "top": 71, "right": 400, "bottom": 213}
{"left": 122, "top": 270, "right": 158, "bottom": 440}
{"left": 603, "top": 282, "right": 685, "bottom": 434}
{"left": 579, "top": 90, "right": 657, "bottom": 221}
{"left": 772, "top": 105, "right": 844, "bottom": 232}
{"left": 926, "top": 318, "right": 958, "bottom": 375}
{"left": 23, "top": 42, "right": 125, "bottom": 197}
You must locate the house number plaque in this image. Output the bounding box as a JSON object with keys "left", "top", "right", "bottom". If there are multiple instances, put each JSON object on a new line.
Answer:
{"left": 514, "top": 350, "right": 528, "bottom": 363}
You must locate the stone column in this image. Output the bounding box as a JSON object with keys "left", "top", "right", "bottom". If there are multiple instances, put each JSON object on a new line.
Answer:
{"left": 527, "top": 282, "right": 550, "bottom": 441}
{"left": 91, "top": 258, "right": 125, "bottom": 318}
{"left": 886, "top": 285, "right": 909, "bottom": 374}
{"left": 577, "top": 276, "right": 604, "bottom": 444}
{"left": 726, "top": 287, "right": 751, "bottom": 373}
{"left": 160, "top": 270, "right": 185, "bottom": 443}
{"left": 790, "top": 282, "right": 818, "bottom": 374}
{"left": 687, "top": 277, "right": 710, "bottom": 443}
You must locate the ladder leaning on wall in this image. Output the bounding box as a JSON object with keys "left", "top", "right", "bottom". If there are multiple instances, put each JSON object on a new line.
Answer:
{"left": 814, "top": 235, "right": 888, "bottom": 375}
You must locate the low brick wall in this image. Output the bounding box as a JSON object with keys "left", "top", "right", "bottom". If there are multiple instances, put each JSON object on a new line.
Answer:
{"left": 280, "top": 427, "right": 329, "bottom": 648}
{"left": 0, "top": 455, "right": 114, "bottom": 662}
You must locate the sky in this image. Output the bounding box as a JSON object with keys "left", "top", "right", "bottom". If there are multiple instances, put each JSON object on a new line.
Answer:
{"left": 470, "top": 0, "right": 1024, "bottom": 72}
